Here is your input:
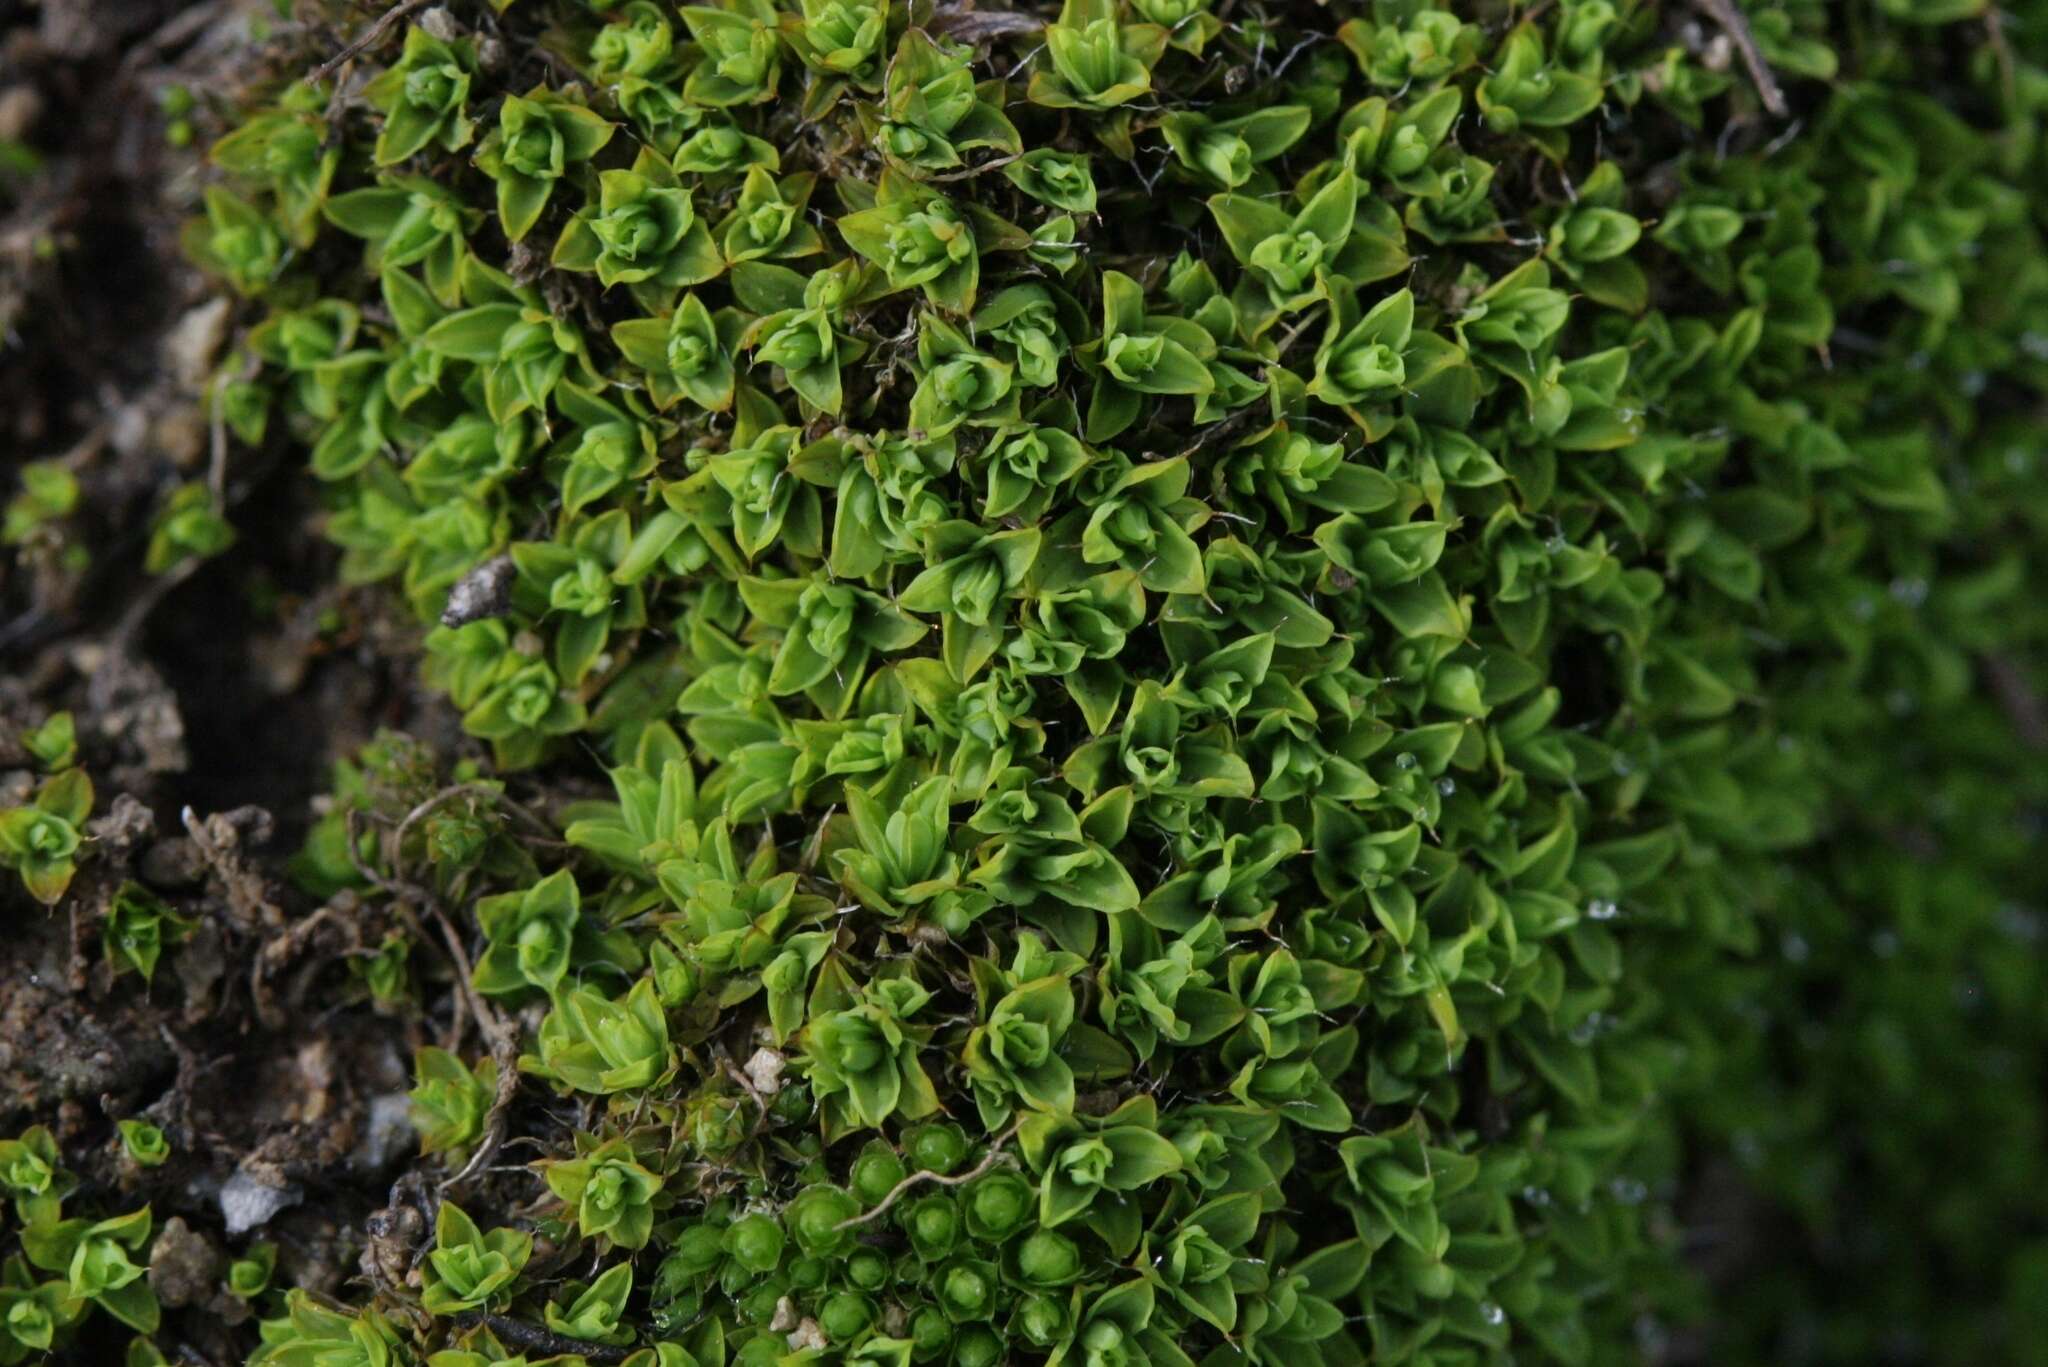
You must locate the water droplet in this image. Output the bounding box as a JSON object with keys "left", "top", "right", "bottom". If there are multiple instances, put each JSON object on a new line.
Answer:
{"left": 1610, "top": 754, "right": 1634, "bottom": 776}
{"left": 1395, "top": 752, "right": 1418, "bottom": 771}
{"left": 1995, "top": 903, "right": 2043, "bottom": 943}
{"left": 1870, "top": 930, "right": 1899, "bottom": 958}
{"left": 1520, "top": 1185, "right": 1552, "bottom": 1207}
{"left": 1544, "top": 534, "right": 1567, "bottom": 553}
{"left": 1850, "top": 595, "right": 1878, "bottom": 622}
{"left": 1568, "top": 1012, "right": 1607, "bottom": 1045}
{"left": 1586, "top": 898, "right": 1619, "bottom": 922}
{"left": 1435, "top": 777, "right": 1456, "bottom": 796}
{"left": 1480, "top": 1302, "right": 1506, "bottom": 1326}
{"left": 1634, "top": 1314, "right": 1670, "bottom": 1356}
{"left": 1889, "top": 576, "right": 1929, "bottom": 607}
{"left": 1609, "top": 1177, "right": 1648, "bottom": 1205}
{"left": 1782, "top": 932, "right": 1810, "bottom": 964}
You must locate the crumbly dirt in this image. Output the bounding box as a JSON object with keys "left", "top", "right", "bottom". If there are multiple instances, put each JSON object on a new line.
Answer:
{"left": 1, "top": 5, "right": 472, "bottom": 1361}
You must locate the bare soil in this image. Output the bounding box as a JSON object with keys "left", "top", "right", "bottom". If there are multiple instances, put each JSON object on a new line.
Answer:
{"left": 1, "top": 5, "right": 473, "bottom": 1360}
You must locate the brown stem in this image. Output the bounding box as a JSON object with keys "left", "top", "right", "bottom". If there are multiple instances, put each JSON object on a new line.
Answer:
{"left": 1986, "top": 8, "right": 2018, "bottom": 110}
{"left": 307, "top": 0, "right": 432, "bottom": 86}
{"left": 455, "top": 1313, "right": 633, "bottom": 1364}
{"left": 390, "top": 781, "right": 558, "bottom": 856}
{"left": 1985, "top": 654, "right": 2048, "bottom": 750}
{"left": 424, "top": 899, "right": 522, "bottom": 1196}
{"left": 339, "top": 806, "right": 522, "bottom": 1191}
{"left": 833, "top": 1123, "right": 1021, "bottom": 1231}
{"left": 1693, "top": 0, "right": 1789, "bottom": 117}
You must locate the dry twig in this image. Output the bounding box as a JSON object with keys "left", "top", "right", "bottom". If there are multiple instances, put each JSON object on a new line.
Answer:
{"left": 455, "top": 1313, "right": 633, "bottom": 1364}
{"left": 308, "top": 0, "right": 433, "bottom": 86}
{"left": 1693, "top": 0, "right": 1789, "bottom": 117}
{"left": 423, "top": 898, "right": 523, "bottom": 1195}
{"left": 834, "top": 1123, "right": 1022, "bottom": 1230}
{"left": 1985, "top": 654, "right": 2048, "bottom": 750}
